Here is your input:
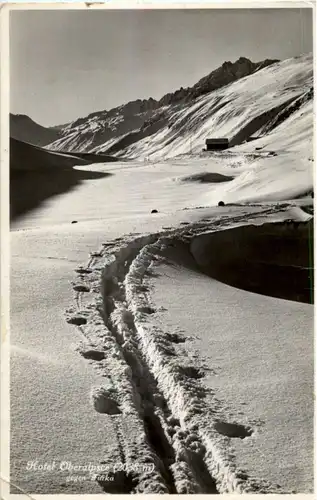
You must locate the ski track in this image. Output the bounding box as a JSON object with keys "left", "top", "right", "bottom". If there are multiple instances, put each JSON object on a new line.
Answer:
{"left": 65, "top": 206, "right": 292, "bottom": 494}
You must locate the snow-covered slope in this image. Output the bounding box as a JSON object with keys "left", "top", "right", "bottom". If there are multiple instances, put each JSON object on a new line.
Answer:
{"left": 103, "top": 53, "right": 312, "bottom": 205}
{"left": 10, "top": 137, "right": 87, "bottom": 171}
{"left": 116, "top": 53, "right": 312, "bottom": 159}
{"left": 47, "top": 99, "right": 160, "bottom": 153}
{"left": 46, "top": 56, "right": 278, "bottom": 154}
{"left": 10, "top": 114, "right": 61, "bottom": 147}
{"left": 11, "top": 156, "right": 313, "bottom": 493}
{"left": 199, "top": 93, "right": 314, "bottom": 205}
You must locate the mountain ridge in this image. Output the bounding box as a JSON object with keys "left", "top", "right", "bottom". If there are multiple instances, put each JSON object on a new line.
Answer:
{"left": 100, "top": 53, "right": 313, "bottom": 159}
{"left": 43, "top": 55, "right": 279, "bottom": 153}
{"left": 12, "top": 54, "right": 312, "bottom": 161}
{"left": 10, "top": 113, "right": 61, "bottom": 147}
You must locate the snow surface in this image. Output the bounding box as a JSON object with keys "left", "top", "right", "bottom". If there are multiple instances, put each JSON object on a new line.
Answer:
{"left": 9, "top": 53, "right": 314, "bottom": 496}
{"left": 10, "top": 152, "right": 314, "bottom": 494}
{"left": 11, "top": 159, "right": 254, "bottom": 494}
{"left": 149, "top": 231, "right": 313, "bottom": 492}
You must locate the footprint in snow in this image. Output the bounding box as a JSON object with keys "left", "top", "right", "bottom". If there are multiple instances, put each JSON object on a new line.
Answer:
{"left": 90, "top": 251, "right": 103, "bottom": 257}
{"left": 75, "top": 267, "right": 93, "bottom": 274}
{"left": 214, "top": 420, "right": 253, "bottom": 439}
{"left": 177, "top": 365, "right": 205, "bottom": 379}
{"left": 66, "top": 315, "right": 87, "bottom": 326}
{"left": 166, "top": 332, "right": 186, "bottom": 343}
{"left": 80, "top": 349, "right": 105, "bottom": 361}
{"left": 73, "top": 284, "right": 90, "bottom": 292}
{"left": 139, "top": 306, "right": 156, "bottom": 314}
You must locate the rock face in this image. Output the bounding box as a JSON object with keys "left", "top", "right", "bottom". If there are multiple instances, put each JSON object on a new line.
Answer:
{"left": 45, "top": 56, "right": 279, "bottom": 153}
{"left": 10, "top": 114, "right": 61, "bottom": 147}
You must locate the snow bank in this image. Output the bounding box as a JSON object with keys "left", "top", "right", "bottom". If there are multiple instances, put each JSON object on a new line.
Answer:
{"left": 124, "top": 239, "right": 266, "bottom": 493}
{"left": 202, "top": 153, "right": 313, "bottom": 205}
{"left": 190, "top": 220, "right": 314, "bottom": 303}
{"left": 148, "top": 223, "right": 313, "bottom": 493}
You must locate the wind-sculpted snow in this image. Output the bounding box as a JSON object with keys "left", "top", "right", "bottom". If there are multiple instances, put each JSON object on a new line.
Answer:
{"left": 65, "top": 206, "right": 305, "bottom": 493}
{"left": 190, "top": 219, "right": 314, "bottom": 303}
{"left": 123, "top": 237, "right": 284, "bottom": 493}
{"left": 203, "top": 152, "right": 313, "bottom": 205}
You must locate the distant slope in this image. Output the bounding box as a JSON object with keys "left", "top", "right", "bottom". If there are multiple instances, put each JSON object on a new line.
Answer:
{"left": 10, "top": 138, "right": 119, "bottom": 172}
{"left": 110, "top": 53, "right": 313, "bottom": 159}
{"left": 48, "top": 149, "right": 120, "bottom": 164}
{"left": 10, "top": 137, "right": 111, "bottom": 220}
{"left": 204, "top": 97, "right": 314, "bottom": 205}
{"left": 46, "top": 99, "right": 160, "bottom": 153}
{"left": 46, "top": 56, "right": 278, "bottom": 153}
{"left": 10, "top": 114, "right": 61, "bottom": 147}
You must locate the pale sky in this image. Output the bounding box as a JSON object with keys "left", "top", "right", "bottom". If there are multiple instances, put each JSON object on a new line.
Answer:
{"left": 10, "top": 8, "right": 313, "bottom": 127}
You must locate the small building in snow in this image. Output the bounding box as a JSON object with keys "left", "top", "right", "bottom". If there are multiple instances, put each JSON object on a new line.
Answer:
{"left": 205, "top": 138, "right": 229, "bottom": 151}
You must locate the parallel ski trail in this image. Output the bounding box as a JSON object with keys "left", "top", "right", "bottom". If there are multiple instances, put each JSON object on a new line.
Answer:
{"left": 65, "top": 207, "right": 287, "bottom": 494}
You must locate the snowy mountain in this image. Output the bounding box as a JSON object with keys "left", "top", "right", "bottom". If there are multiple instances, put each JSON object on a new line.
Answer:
{"left": 46, "top": 56, "right": 279, "bottom": 153}
{"left": 10, "top": 113, "right": 61, "bottom": 147}
{"left": 105, "top": 53, "right": 313, "bottom": 159}
{"left": 11, "top": 53, "right": 313, "bottom": 206}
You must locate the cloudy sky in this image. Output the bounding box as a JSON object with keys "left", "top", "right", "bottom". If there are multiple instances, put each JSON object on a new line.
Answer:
{"left": 10, "top": 7, "right": 313, "bottom": 126}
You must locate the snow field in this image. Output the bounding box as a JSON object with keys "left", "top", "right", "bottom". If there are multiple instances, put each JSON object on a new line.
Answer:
{"left": 65, "top": 206, "right": 303, "bottom": 493}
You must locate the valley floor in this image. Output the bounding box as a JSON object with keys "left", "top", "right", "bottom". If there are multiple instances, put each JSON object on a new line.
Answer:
{"left": 8, "top": 157, "right": 314, "bottom": 494}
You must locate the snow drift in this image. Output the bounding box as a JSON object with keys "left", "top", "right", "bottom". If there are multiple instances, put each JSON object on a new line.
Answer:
{"left": 190, "top": 219, "right": 314, "bottom": 303}
{"left": 200, "top": 150, "right": 313, "bottom": 205}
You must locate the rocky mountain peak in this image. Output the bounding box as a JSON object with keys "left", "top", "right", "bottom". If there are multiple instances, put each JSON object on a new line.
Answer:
{"left": 12, "top": 55, "right": 281, "bottom": 153}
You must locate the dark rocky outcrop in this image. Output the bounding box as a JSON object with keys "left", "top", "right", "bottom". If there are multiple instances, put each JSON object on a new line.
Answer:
{"left": 159, "top": 57, "right": 279, "bottom": 105}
